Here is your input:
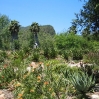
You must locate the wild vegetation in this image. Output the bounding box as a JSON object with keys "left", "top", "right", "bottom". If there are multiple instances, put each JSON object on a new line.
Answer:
{"left": 0, "top": 0, "right": 99, "bottom": 98}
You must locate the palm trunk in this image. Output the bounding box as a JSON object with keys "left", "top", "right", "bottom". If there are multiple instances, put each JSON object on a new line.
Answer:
{"left": 34, "top": 33, "right": 39, "bottom": 48}
{"left": 11, "top": 32, "right": 18, "bottom": 51}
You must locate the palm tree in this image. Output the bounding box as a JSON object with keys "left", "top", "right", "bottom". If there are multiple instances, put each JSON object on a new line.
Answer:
{"left": 9, "top": 20, "right": 20, "bottom": 40}
{"left": 9, "top": 20, "right": 20, "bottom": 50}
{"left": 29, "top": 22, "right": 40, "bottom": 48}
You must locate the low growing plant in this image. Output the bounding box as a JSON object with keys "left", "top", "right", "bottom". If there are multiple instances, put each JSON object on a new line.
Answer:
{"left": 0, "top": 65, "right": 15, "bottom": 89}
{"left": 69, "top": 71, "right": 95, "bottom": 99}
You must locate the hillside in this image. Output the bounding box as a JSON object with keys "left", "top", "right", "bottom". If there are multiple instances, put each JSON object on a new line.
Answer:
{"left": 20, "top": 25, "right": 56, "bottom": 35}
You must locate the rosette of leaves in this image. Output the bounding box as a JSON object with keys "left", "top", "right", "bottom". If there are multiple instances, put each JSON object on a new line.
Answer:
{"left": 69, "top": 71, "right": 95, "bottom": 98}
{"left": 29, "top": 22, "right": 39, "bottom": 33}
{"left": 64, "top": 66, "right": 79, "bottom": 79}
{"left": 8, "top": 20, "right": 20, "bottom": 41}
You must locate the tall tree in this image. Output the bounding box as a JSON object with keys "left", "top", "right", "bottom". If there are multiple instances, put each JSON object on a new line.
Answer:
{"left": 0, "top": 14, "right": 10, "bottom": 49}
{"left": 9, "top": 20, "right": 20, "bottom": 40}
{"left": 9, "top": 20, "right": 20, "bottom": 50}
{"left": 68, "top": 24, "right": 77, "bottom": 34}
{"left": 29, "top": 22, "right": 40, "bottom": 48}
{"left": 71, "top": 0, "right": 99, "bottom": 39}
{"left": 0, "top": 14, "right": 10, "bottom": 31}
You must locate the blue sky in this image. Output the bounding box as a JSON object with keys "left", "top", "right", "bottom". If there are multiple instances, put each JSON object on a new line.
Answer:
{"left": 0, "top": 0, "right": 85, "bottom": 33}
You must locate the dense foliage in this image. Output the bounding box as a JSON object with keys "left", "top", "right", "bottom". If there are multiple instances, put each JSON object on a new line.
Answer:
{"left": 40, "top": 25, "right": 56, "bottom": 35}
{"left": 70, "top": 0, "right": 99, "bottom": 40}
{"left": 0, "top": 1, "right": 99, "bottom": 97}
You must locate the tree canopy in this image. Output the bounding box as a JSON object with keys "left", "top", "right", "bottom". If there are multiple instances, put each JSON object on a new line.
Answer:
{"left": 29, "top": 22, "right": 40, "bottom": 34}
{"left": 40, "top": 25, "right": 56, "bottom": 35}
{"left": 70, "top": 0, "right": 99, "bottom": 39}
{"left": 9, "top": 20, "right": 20, "bottom": 40}
{"left": 0, "top": 14, "right": 10, "bottom": 33}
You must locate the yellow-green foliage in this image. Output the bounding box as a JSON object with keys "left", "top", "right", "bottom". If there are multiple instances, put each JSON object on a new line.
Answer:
{"left": 0, "top": 49, "right": 97, "bottom": 99}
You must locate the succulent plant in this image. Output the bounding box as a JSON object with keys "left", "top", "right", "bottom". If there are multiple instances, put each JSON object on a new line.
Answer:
{"left": 69, "top": 71, "right": 95, "bottom": 98}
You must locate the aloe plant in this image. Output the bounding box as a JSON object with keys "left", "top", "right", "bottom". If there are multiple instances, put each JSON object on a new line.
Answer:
{"left": 69, "top": 71, "right": 95, "bottom": 98}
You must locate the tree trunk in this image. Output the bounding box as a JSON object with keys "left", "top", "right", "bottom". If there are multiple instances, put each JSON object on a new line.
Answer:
{"left": 34, "top": 33, "right": 39, "bottom": 48}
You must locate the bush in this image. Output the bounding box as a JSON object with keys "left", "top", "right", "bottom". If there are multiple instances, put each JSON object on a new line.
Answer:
{"left": 14, "top": 60, "right": 70, "bottom": 99}
{"left": 32, "top": 52, "right": 40, "bottom": 62}
{"left": 0, "top": 50, "right": 7, "bottom": 62}
{"left": 83, "top": 51, "right": 99, "bottom": 66}
{"left": 42, "top": 40, "right": 57, "bottom": 59}
{"left": 49, "top": 46, "right": 57, "bottom": 59}
{"left": 31, "top": 49, "right": 40, "bottom": 62}
{"left": 43, "top": 46, "right": 49, "bottom": 59}
{"left": 63, "top": 50, "right": 72, "bottom": 61}
{"left": 0, "top": 66, "right": 15, "bottom": 89}
{"left": 72, "top": 49, "right": 83, "bottom": 60}
{"left": 55, "top": 33, "right": 94, "bottom": 52}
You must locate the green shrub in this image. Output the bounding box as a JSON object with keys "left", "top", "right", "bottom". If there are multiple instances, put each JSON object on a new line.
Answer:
{"left": 72, "top": 49, "right": 83, "bottom": 60}
{"left": 14, "top": 61, "right": 70, "bottom": 99}
{"left": 10, "top": 40, "right": 20, "bottom": 50}
{"left": 84, "top": 51, "right": 99, "bottom": 66}
{"left": 42, "top": 40, "right": 57, "bottom": 59}
{"left": 0, "top": 66, "right": 15, "bottom": 89}
{"left": 93, "top": 66, "right": 99, "bottom": 83}
{"left": 11, "top": 51, "right": 24, "bottom": 67}
{"left": 55, "top": 33, "right": 93, "bottom": 51}
{"left": 0, "top": 50, "right": 7, "bottom": 62}
{"left": 43, "top": 46, "right": 49, "bottom": 58}
{"left": 63, "top": 50, "right": 72, "bottom": 61}
{"left": 30, "top": 49, "right": 40, "bottom": 62}
{"left": 49, "top": 47, "right": 57, "bottom": 59}
{"left": 32, "top": 52, "right": 40, "bottom": 62}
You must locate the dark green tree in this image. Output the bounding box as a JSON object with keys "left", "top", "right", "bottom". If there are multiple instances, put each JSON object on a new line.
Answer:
{"left": 71, "top": 0, "right": 99, "bottom": 40}
{"left": 9, "top": 20, "right": 20, "bottom": 50}
{"left": 0, "top": 14, "right": 10, "bottom": 49}
{"left": 9, "top": 20, "right": 20, "bottom": 40}
{"left": 29, "top": 22, "right": 40, "bottom": 48}
{"left": 68, "top": 23, "right": 77, "bottom": 34}
{"left": 0, "top": 14, "right": 10, "bottom": 31}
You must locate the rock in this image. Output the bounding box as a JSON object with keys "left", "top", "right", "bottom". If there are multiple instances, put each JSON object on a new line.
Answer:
{"left": 30, "top": 62, "right": 36, "bottom": 67}
{"left": 0, "top": 90, "right": 3, "bottom": 95}
{"left": 91, "top": 94, "right": 99, "bottom": 99}
{"left": 26, "top": 66, "right": 32, "bottom": 72}
{"left": 0, "top": 89, "right": 14, "bottom": 99}
{"left": 0, "top": 94, "right": 5, "bottom": 99}
{"left": 30, "top": 62, "right": 38, "bottom": 69}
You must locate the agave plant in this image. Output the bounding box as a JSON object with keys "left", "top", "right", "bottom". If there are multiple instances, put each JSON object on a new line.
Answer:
{"left": 69, "top": 71, "right": 95, "bottom": 98}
